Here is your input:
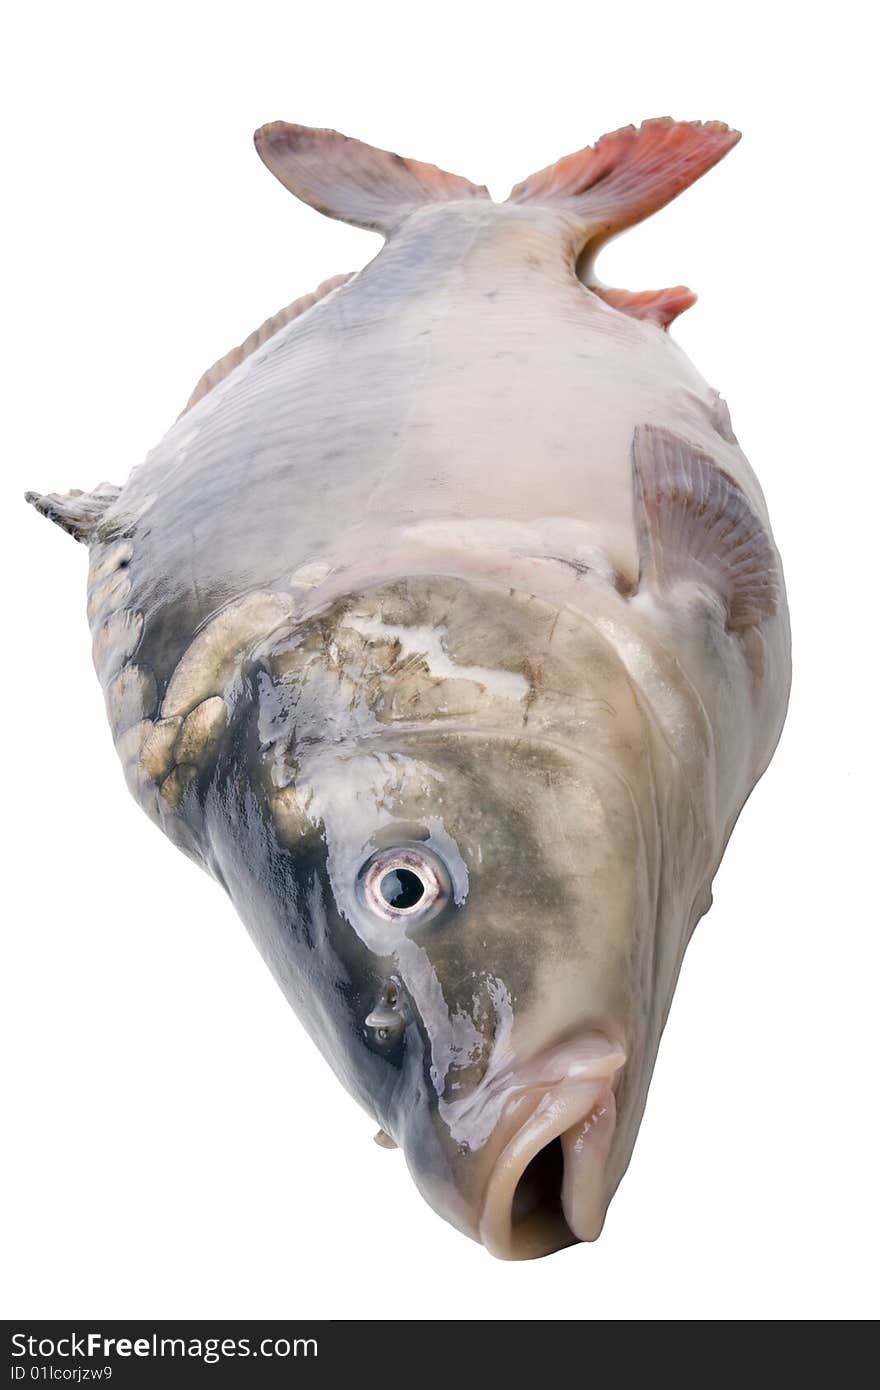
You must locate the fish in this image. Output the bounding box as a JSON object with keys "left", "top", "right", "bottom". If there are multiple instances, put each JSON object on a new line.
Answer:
{"left": 27, "top": 116, "right": 791, "bottom": 1260}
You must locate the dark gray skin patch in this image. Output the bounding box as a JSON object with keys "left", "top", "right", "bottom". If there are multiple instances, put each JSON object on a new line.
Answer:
{"left": 199, "top": 695, "right": 480, "bottom": 1204}
{"left": 205, "top": 700, "right": 410, "bottom": 1091}
{"left": 135, "top": 589, "right": 227, "bottom": 698}
{"left": 87, "top": 521, "right": 247, "bottom": 699}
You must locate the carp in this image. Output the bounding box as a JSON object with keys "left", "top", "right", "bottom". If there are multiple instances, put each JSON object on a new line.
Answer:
{"left": 28, "top": 116, "right": 790, "bottom": 1259}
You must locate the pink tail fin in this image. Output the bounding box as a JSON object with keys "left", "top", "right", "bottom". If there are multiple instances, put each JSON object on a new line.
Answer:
{"left": 509, "top": 119, "right": 740, "bottom": 327}
{"left": 508, "top": 118, "right": 740, "bottom": 241}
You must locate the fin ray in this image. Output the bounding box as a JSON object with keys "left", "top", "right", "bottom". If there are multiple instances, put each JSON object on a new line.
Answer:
{"left": 632, "top": 425, "right": 779, "bottom": 631}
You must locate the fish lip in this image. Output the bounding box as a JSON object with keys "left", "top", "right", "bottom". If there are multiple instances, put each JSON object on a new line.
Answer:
{"left": 441, "top": 1030, "right": 625, "bottom": 1140}
{"left": 477, "top": 1040, "right": 626, "bottom": 1261}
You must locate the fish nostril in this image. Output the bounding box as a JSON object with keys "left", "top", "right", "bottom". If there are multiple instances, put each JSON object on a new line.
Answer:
{"left": 511, "top": 1137, "right": 565, "bottom": 1228}
{"left": 365, "top": 982, "right": 405, "bottom": 1043}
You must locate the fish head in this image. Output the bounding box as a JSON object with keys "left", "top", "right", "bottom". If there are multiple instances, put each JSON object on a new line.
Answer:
{"left": 204, "top": 574, "right": 660, "bottom": 1259}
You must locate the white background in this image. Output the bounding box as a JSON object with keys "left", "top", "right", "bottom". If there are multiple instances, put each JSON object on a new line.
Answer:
{"left": 2, "top": 1, "right": 876, "bottom": 1321}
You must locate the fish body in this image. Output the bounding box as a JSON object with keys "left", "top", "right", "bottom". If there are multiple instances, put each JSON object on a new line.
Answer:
{"left": 28, "top": 119, "right": 790, "bottom": 1258}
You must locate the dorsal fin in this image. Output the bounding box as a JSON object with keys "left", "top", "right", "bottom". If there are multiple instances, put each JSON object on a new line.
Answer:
{"left": 510, "top": 118, "right": 740, "bottom": 320}
{"left": 180, "top": 271, "right": 355, "bottom": 416}
{"left": 254, "top": 123, "right": 489, "bottom": 235}
{"left": 25, "top": 482, "right": 121, "bottom": 543}
{"left": 632, "top": 425, "right": 779, "bottom": 631}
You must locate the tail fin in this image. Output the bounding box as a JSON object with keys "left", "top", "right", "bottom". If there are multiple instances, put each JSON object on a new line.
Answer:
{"left": 508, "top": 118, "right": 739, "bottom": 249}
{"left": 253, "top": 118, "right": 739, "bottom": 326}
{"left": 254, "top": 123, "right": 489, "bottom": 236}
{"left": 509, "top": 118, "right": 740, "bottom": 324}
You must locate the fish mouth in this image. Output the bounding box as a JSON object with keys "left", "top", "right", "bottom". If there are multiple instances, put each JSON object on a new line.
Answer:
{"left": 478, "top": 1041, "right": 625, "bottom": 1260}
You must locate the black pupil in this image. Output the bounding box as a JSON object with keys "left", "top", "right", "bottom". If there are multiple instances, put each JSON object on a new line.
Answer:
{"left": 379, "top": 868, "right": 425, "bottom": 910}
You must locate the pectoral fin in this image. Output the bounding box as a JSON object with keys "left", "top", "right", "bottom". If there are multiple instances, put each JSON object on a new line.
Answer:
{"left": 632, "top": 425, "right": 779, "bottom": 630}
{"left": 25, "top": 482, "right": 121, "bottom": 543}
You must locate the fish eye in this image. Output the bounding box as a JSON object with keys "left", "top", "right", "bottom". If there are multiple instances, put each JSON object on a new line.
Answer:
{"left": 380, "top": 868, "right": 425, "bottom": 910}
{"left": 359, "top": 846, "right": 449, "bottom": 922}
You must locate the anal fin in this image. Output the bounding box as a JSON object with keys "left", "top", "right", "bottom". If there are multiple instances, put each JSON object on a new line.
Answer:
{"left": 592, "top": 284, "right": 696, "bottom": 330}
{"left": 632, "top": 425, "right": 779, "bottom": 630}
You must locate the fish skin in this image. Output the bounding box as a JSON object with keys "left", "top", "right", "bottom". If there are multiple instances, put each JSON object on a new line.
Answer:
{"left": 26, "top": 119, "right": 790, "bottom": 1259}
